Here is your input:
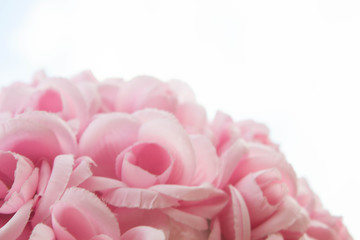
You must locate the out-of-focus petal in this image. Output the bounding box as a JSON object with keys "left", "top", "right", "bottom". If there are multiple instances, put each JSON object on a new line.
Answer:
{"left": 29, "top": 223, "right": 56, "bottom": 240}
{"left": 214, "top": 139, "right": 248, "bottom": 188}
{"left": 219, "top": 186, "right": 251, "bottom": 240}
{"left": 251, "top": 197, "right": 306, "bottom": 240}
{"left": 120, "top": 226, "right": 165, "bottom": 240}
{"left": 190, "top": 135, "right": 219, "bottom": 185}
{"left": 0, "top": 200, "right": 33, "bottom": 240}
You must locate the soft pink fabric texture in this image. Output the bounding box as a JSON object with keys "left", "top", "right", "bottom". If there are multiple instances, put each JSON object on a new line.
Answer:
{"left": 0, "top": 71, "right": 352, "bottom": 240}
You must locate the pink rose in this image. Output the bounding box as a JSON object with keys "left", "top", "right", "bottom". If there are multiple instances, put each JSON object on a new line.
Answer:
{"left": 115, "top": 76, "right": 207, "bottom": 134}
{"left": 297, "top": 179, "right": 353, "bottom": 240}
{"left": 211, "top": 111, "right": 278, "bottom": 154}
{"left": 0, "top": 111, "right": 77, "bottom": 165}
{"left": 78, "top": 109, "right": 228, "bottom": 238}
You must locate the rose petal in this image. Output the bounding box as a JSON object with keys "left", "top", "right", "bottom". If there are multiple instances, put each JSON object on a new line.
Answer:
{"left": 29, "top": 223, "right": 56, "bottom": 240}
{"left": 176, "top": 103, "right": 207, "bottom": 134}
{"left": 209, "top": 218, "right": 221, "bottom": 240}
{"left": 190, "top": 135, "right": 219, "bottom": 185}
{"left": 232, "top": 143, "right": 297, "bottom": 196}
{"left": 78, "top": 176, "right": 127, "bottom": 192}
{"left": 52, "top": 187, "right": 120, "bottom": 240}
{"left": 219, "top": 186, "right": 251, "bottom": 240}
{"left": 79, "top": 113, "right": 140, "bottom": 178}
{"left": 0, "top": 200, "right": 33, "bottom": 239}
{"left": 214, "top": 139, "right": 248, "bottom": 188}
{"left": 102, "top": 187, "right": 179, "bottom": 209}
{"left": 162, "top": 208, "right": 208, "bottom": 231}
{"left": 120, "top": 226, "right": 165, "bottom": 240}
{"left": 137, "top": 114, "right": 195, "bottom": 184}
{"left": 32, "top": 155, "right": 74, "bottom": 226}
{"left": 251, "top": 196, "right": 306, "bottom": 240}
{"left": 0, "top": 112, "right": 77, "bottom": 163}
{"left": 67, "top": 156, "right": 95, "bottom": 188}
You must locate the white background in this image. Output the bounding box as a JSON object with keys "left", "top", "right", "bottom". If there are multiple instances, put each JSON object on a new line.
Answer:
{"left": 1, "top": 0, "right": 359, "bottom": 238}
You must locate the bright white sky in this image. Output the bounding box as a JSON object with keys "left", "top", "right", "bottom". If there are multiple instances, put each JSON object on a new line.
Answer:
{"left": 1, "top": 0, "right": 359, "bottom": 238}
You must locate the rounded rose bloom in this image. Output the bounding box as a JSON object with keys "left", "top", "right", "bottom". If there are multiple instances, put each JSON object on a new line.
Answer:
{"left": 78, "top": 109, "right": 228, "bottom": 239}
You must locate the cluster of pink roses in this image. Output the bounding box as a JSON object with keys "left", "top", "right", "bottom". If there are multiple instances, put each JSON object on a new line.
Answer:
{"left": 0, "top": 71, "right": 352, "bottom": 240}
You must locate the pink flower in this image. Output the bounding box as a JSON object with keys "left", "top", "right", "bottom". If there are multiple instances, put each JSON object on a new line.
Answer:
{"left": 0, "top": 71, "right": 353, "bottom": 240}
{"left": 297, "top": 179, "right": 353, "bottom": 240}
{"left": 78, "top": 109, "right": 228, "bottom": 238}
{"left": 0, "top": 111, "right": 77, "bottom": 165}
{"left": 115, "top": 76, "right": 207, "bottom": 134}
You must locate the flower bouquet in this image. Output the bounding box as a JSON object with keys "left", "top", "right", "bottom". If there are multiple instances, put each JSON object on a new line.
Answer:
{"left": 0, "top": 71, "right": 352, "bottom": 239}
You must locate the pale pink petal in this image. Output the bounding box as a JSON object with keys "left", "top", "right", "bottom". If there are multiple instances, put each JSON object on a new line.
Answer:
{"left": 114, "top": 208, "right": 170, "bottom": 237}
{"left": 52, "top": 202, "right": 97, "bottom": 240}
{"left": 210, "top": 111, "right": 238, "bottom": 152}
{"left": 71, "top": 70, "right": 98, "bottom": 83}
{"left": 0, "top": 112, "right": 77, "bottom": 163}
{"left": 251, "top": 197, "right": 306, "bottom": 240}
{"left": 16, "top": 168, "right": 39, "bottom": 205}
{"left": 17, "top": 111, "right": 78, "bottom": 156}
{"left": 214, "top": 139, "right": 248, "bottom": 188}
{"left": 0, "top": 152, "right": 33, "bottom": 200}
{"left": 29, "top": 223, "right": 56, "bottom": 240}
{"left": 232, "top": 143, "right": 297, "bottom": 196}
{"left": 149, "top": 183, "right": 225, "bottom": 202}
{"left": 78, "top": 176, "right": 127, "bottom": 192}
{"left": 132, "top": 108, "right": 178, "bottom": 123}
{"left": 0, "top": 84, "right": 34, "bottom": 113}
{"left": 190, "top": 135, "right": 219, "bottom": 185}
{"left": 79, "top": 113, "right": 140, "bottom": 178}
{"left": 98, "top": 78, "right": 123, "bottom": 112}
{"left": 75, "top": 80, "right": 102, "bottom": 117}
{"left": 102, "top": 187, "right": 179, "bottom": 209}
{"left": 306, "top": 220, "right": 338, "bottom": 240}
{"left": 265, "top": 233, "right": 284, "bottom": 240}
{"left": 90, "top": 235, "right": 113, "bottom": 240}
{"left": 219, "top": 186, "right": 251, "bottom": 240}
{"left": 52, "top": 187, "right": 121, "bottom": 240}
{"left": 136, "top": 83, "right": 177, "bottom": 113}
{"left": 0, "top": 152, "right": 37, "bottom": 214}
{"left": 37, "top": 160, "right": 51, "bottom": 195}
{"left": 0, "top": 118, "right": 61, "bottom": 163}
{"left": 120, "top": 226, "right": 165, "bottom": 240}
{"left": 137, "top": 115, "right": 195, "bottom": 184}
{"left": 116, "top": 142, "right": 174, "bottom": 188}
{"left": 33, "top": 88, "right": 63, "bottom": 113}
{"left": 0, "top": 200, "right": 33, "bottom": 239}
{"left": 167, "top": 79, "right": 196, "bottom": 103}
{"left": 234, "top": 169, "right": 285, "bottom": 227}
{"left": 209, "top": 218, "right": 221, "bottom": 240}
{"left": 176, "top": 103, "right": 207, "bottom": 134}
{"left": 162, "top": 208, "right": 208, "bottom": 231}
{"left": 38, "top": 77, "right": 88, "bottom": 122}
{"left": 67, "top": 156, "right": 95, "bottom": 188}
{"left": 32, "top": 155, "right": 74, "bottom": 226}
{"left": 115, "top": 76, "right": 160, "bottom": 112}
